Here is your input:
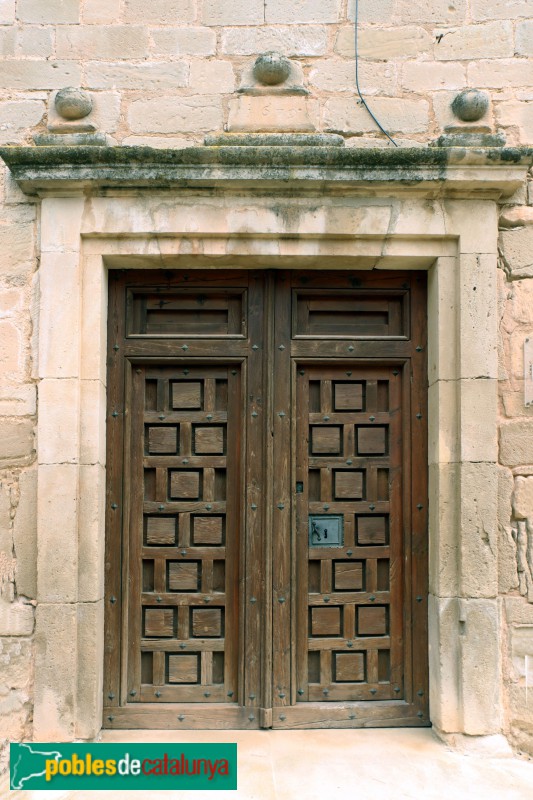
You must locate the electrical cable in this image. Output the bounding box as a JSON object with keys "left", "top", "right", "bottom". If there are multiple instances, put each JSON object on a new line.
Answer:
{"left": 354, "top": 0, "right": 398, "bottom": 147}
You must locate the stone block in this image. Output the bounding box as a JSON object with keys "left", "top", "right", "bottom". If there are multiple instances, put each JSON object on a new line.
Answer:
{"left": 202, "top": 0, "right": 264, "bottom": 25}
{"left": 516, "top": 20, "right": 533, "bottom": 57}
{"left": 0, "top": 100, "right": 44, "bottom": 144}
{"left": 458, "top": 253, "right": 498, "bottom": 380}
{"left": 82, "top": 0, "right": 121, "bottom": 23}
{"left": 500, "top": 421, "right": 533, "bottom": 468}
{"left": 500, "top": 227, "right": 533, "bottom": 279}
{"left": 124, "top": 0, "right": 195, "bottom": 22}
{"left": 18, "top": 0, "right": 79, "bottom": 23}
{"left": 228, "top": 96, "right": 319, "bottom": 133}
{"left": 459, "top": 463, "right": 498, "bottom": 599}
{"left": 495, "top": 101, "right": 533, "bottom": 149}
{"left": 12, "top": 468, "right": 37, "bottom": 600}
{"left": 498, "top": 467, "right": 519, "bottom": 595}
{"left": 428, "top": 256, "right": 458, "bottom": 385}
{"left": 122, "top": 135, "right": 193, "bottom": 147}
{"left": 460, "top": 599, "right": 501, "bottom": 734}
{"left": 38, "top": 379, "right": 80, "bottom": 465}
{"left": 41, "top": 197, "right": 84, "bottom": 253}
{"left": 428, "top": 595, "right": 461, "bottom": 732}
{"left": 0, "top": 638, "right": 33, "bottom": 742}
{"left": 38, "top": 253, "right": 81, "bottom": 379}
{"left": 0, "top": 419, "right": 34, "bottom": 468}
{"left": 0, "top": 597, "right": 34, "bottom": 636}
{"left": 432, "top": 91, "right": 493, "bottom": 133}
{"left": 48, "top": 90, "right": 121, "bottom": 134}
{"left": 434, "top": 22, "right": 513, "bottom": 61}
{"left": 459, "top": 379, "right": 498, "bottom": 463}
{"left": 397, "top": 0, "right": 467, "bottom": 23}
{"left": 0, "top": 0, "right": 14, "bottom": 24}
{"left": 0, "top": 385, "right": 36, "bottom": 416}
{"left": 468, "top": 59, "right": 533, "bottom": 90}
{"left": 429, "top": 463, "right": 459, "bottom": 598}
{"left": 323, "top": 97, "right": 429, "bottom": 134}
{"left": 0, "top": 320, "right": 22, "bottom": 375}
{"left": 76, "top": 600, "right": 104, "bottom": 738}
{"left": 513, "top": 477, "right": 533, "bottom": 521}
{"left": 151, "top": 27, "right": 216, "bottom": 56}
{"left": 428, "top": 380, "right": 458, "bottom": 465}
{"left": 56, "top": 25, "right": 149, "bottom": 60}
{"left": 443, "top": 201, "right": 498, "bottom": 255}
{"left": 189, "top": 60, "right": 235, "bottom": 94}
{"left": 0, "top": 60, "right": 81, "bottom": 90}
{"left": 80, "top": 255, "right": 107, "bottom": 384}
{"left": 80, "top": 380, "right": 106, "bottom": 466}
{"left": 0, "top": 27, "right": 14, "bottom": 55}
{"left": 221, "top": 25, "right": 327, "bottom": 56}
{"left": 0, "top": 479, "right": 11, "bottom": 554}
{"left": 346, "top": 0, "right": 394, "bottom": 23}
{"left": 472, "top": 0, "right": 530, "bottom": 21}
{"left": 265, "top": 0, "right": 342, "bottom": 24}
{"left": 0, "top": 205, "right": 35, "bottom": 279}
{"left": 309, "top": 60, "right": 396, "bottom": 95}
{"left": 34, "top": 603, "right": 77, "bottom": 740}
{"left": 16, "top": 27, "right": 53, "bottom": 57}
{"left": 401, "top": 61, "right": 465, "bottom": 92}
{"left": 500, "top": 206, "right": 533, "bottom": 229}
{"left": 129, "top": 95, "right": 222, "bottom": 133}
{"left": 37, "top": 465, "right": 78, "bottom": 603}
{"left": 78, "top": 465, "right": 105, "bottom": 603}
{"left": 335, "top": 25, "right": 431, "bottom": 59}
{"left": 86, "top": 61, "right": 188, "bottom": 91}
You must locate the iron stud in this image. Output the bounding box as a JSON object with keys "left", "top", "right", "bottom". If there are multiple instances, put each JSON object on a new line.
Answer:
{"left": 323, "top": 415, "right": 330, "bottom": 421}
{"left": 279, "top": 714, "right": 286, "bottom": 721}
{"left": 129, "top": 690, "right": 136, "bottom": 697}
{"left": 346, "top": 459, "right": 353, "bottom": 465}
{"left": 323, "top": 503, "right": 330, "bottom": 510}
{"left": 369, "top": 415, "right": 375, "bottom": 422}
{"left": 156, "top": 596, "right": 162, "bottom": 603}
{"left": 252, "top": 344, "right": 259, "bottom": 351}
{"left": 278, "top": 411, "right": 286, "bottom": 418}
{"left": 370, "top": 688, "right": 377, "bottom": 695}
{"left": 251, "top": 503, "right": 258, "bottom": 510}
{"left": 203, "top": 597, "right": 211, "bottom": 604}
{"left": 108, "top": 715, "right": 115, "bottom": 722}
{"left": 349, "top": 714, "right": 355, "bottom": 720}
{"left": 369, "top": 595, "right": 376, "bottom": 602}
{"left": 417, "top": 504, "right": 423, "bottom": 510}
{"left": 277, "top": 503, "right": 285, "bottom": 510}
{"left": 108, "top": 692, "right": 115, "bottom": 700}
{"left": 324, "top": 596, "right": 330, "bottom": 603}
{"left": 417, "top": 711, "right": 424, "bottom": 718}
{"left": 416, "top": 596, "right": 423, "bottom": 603}
{"left": 183, "top": 458, "right": 189, "bottom": 464}
{"left": 278, "top": 344, "right": 285, "bottom": 351}
{"left": 348, "top": 345, "right": 354, "bottom": 352}
{"left": 347, "top": 641, "right": 353, "bottom": 648}
{"left": 251, "top": 411, "right": 258, "bottom": 417}
{"left": 181, "top": 344, "right": 189, "bottom": 351}
{"left": 346, "top": 371, "right": 352, "bottom": 377}
{"left": 249, "top": 694, "right": 256, "bottom": 700}
{"left": 394, "top": 687, "right": 401, "bottom": 694}
{"left": 113, "top": 344, "right": 119, "bottom": 351}
{"left": 347, "top": 550, "right": 353, "bottom": 556}
{"left": 323, "top": 688, "right": 329, "bottom": 695}
{"left": 250, "top": 597, "right": 257, "bottom": 604}
{"left": 109, "top": 596, "right": 116, "bottom": 604}
{"left": 206, "top": 504, "right": 212, "bottom": 510}
{"left": 136, "top": 369, "right": 142, "bottom": 374}
{"left": 178, "top": 715, "right": 185, "bottom": 722}
{"left": 181, "top": 549, "right": 187, "bottom": 556}
{"left": 155, "top": 691, "right": 161, "bottom": 698}
{"left": 248, "top": 714, "right": 255, "bottom": 721}
{"left": 206, "top": 414, "right": 213, "bottom": 420}
{"left": 417, "top": 690, "right": 424, "bottom": 697}
{"left": 111, "top": 411, "right": 119, "bottom": 418}
{"left": 299, "top": 370, "right": 305, "bottom": 375}
{"left": 179, "top": 643, "right": 186, "bottom": 649}
{"left": 297, "top": 689, "right": 304, "bottom": 696}
{"left": 158, "top": 504, "right": 165, "bottom": 511}
{"left": 204, "top": 691, "right": 211, "bottom": 698}
{"left": 231, "top": 370, "right": 237, "bottom": 376}
{"left": 369, "top": 504, "right": 375, "bottom": 511}
{"left": 183, "top": 369, "right": 189, "bottom": 375}
{"left": 416, "top": 413, "right": 423, "bottom": 420}
{"left": 392, "top": 369, "right": 399, "bottom": 376}
{"left": 111, "top": 503, "right": 118, "bottom": 510}
{"left": 278, "top": 597, "right": 285, "bottom": 604}
{"left": 227, "top": 691, "right": 234, "bottom": 698}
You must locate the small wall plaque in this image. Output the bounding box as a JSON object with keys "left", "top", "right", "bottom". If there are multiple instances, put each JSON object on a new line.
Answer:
{"left": 309, "top": 515, "right": 344, "bottom": 547}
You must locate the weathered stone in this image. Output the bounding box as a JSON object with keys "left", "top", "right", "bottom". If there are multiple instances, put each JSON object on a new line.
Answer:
{"left": 204, "top": 133, "right": 344, "bottom": 147}
{"left": 81, "top": 0, "right": 121, "bottom": 23}
{"left": 189, "top": 60, "right": 235, "bottom": 94}
{"left": 0, "top": 385, "right": 36, "bottom": 417}
{"left": 0, "top": 60, "right": 81, "bottom": 90}
{"left": 336, "top": 25, "right": 431, "bottom": 59}
{"left": 40, "top": 196, "right": 83, "bottom": 253}
{"left": 34, "top": 133, "right": 113, "bottom": 147}
{"left": 38, "top": 379, "right": 80, "bottom": 464}
{"left": 17, "top": 26, "right": 54, "bottom": 57}
{"left": 265, "top": 0, "right": 342, "bottom": 24}
{"left": 0, "top": 419, "right": 34, "bottom": 467}
{"left": 428, "top": 595, "right": 461, "bottom": 731}
{"left": 460, "top": 599, "right": 502, "bottom": 734}
{"left": 459, "top": 463, "right": 498, "bottom": 599}
{"left": 228, "top": 96, "right": 319, "bottom": 133}
{"left": 78, "top": 465, "right": 105, "bottom": 603}
{"left": 324, "top": 97, "right": 429, "bottom": 134}
{"left": 432, "top": 92, "right": 493, "bottom": 134}
{"left": 516, "top": 20, "right": 533, "bottom": 57}
{"left": 221, "top": 25, "right": 328, "bottom": 56}
{"left": 37, "top": 465, "right": 78, "bottom": 603}
{"left": 55, "top": 87, "right": 92, "bottom": 120}
{"left": 203, "top": 0, "right": 264, "bottom": 25}
{"left": 498, "top": 466, "right": 519, "bottom": 595}
{"left": 12, "top": 468, "right": 37, "bottom": 599}
{"left": 347, "top": 0, "right": 395, "bottom": 23}
{"left": 0, "top": 479, "right": 11, "bottom": 554}
{"left": 0, "top": 638, "right": 33, "bottom": 743}
{"left": 0, "top": 27, "right": 15, "bottom": 56}
{"left": 500, "top": 420, "right": 533, "bottom": 467}
{"left": 85, "top": 61, "right": 188, "bottom": 91}
{"left": 76, "top": 600, "right": 104, "bottom": 738}
{"left": 428, "top": 464, "right": 459, "bottom": 597}
{"left": 0, "top": 320, "right": 22, "bottom": 375}
{"left": 49, "top": 87, "right": 122, "bottom": 134}
{"left": 56, "top": 25, "right": 149, "bottom": 60}
{"left": 0, "top": 596, "right": 34, "bottom": 635}
{"left": 495, "top": 100, "right": 533, "bottom": 145}
{"left": 500, "top": 206, "right": 533, "bottom": 229}
{"left": 513, "top": 477, "right": 533, "bottom": 521}
{"left": 34, "top": 603, "right": 76, "bottom": 740}
{"left": 471, "top": 0, "right": 531, "bottom": 21}
{"left": 128, "top": 96, "right": 223, "bottom": 133}
{"left": 432, "top": 132, "right": 506, "bottom": 148}
{"left": 0, "top": 0, "right": 15, "bottom": 25}
{"left": 500, "top": 227, "right": 533, "bottom": 279}
{"left": 151, "top": 28, "right": 216, "bottom": 56}
{"left": 468, "top": 59, "right": 533, "bottom": 89}
{"left": 309, "top": 60, "right": 396, "bottom": 95}
{"left": 0, "top": 101, "right": 45, "bottom": 145}
{"left": 397, "top": 0, "right": 467, "bottom": 23}
{"left": 401, "top": 61, "right": 465, "bottom": 92}
{"left": 253, "top": 52, "right": 291, "bottom": 86}
{"left": 17, "top": 0, "right": 79, "bottom": 23}
{"left": 434, "top": 22, "right": 513, "bottom": 61}
{"left": 451, "top": 89, "right": 489, "bottom": 122}
{"left": 124, "top": 0, "right": 195, "bottom": 23}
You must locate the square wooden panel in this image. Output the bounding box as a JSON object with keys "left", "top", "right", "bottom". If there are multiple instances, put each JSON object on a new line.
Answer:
{"left": 194, "top": 426, "right": 224, "bottom": 455}
{"left": 334, "top": 561, "right": 363, "bottom": 591}
{"left": 193, "top": 516, "right": 223, "bottom": 545}
{"left": 357, "top": 426, "right": 387, "bottom": 455}
{"left": 147, "top": 426, "right": 178, "bottom": 454}
{"left": 358, "top": 606, "right": 387, "bottom": 636}
{"left": 172, "top": 381, "right": 202, "bottom": 409}
{"left": 357, "top": 516, "right": 387, "bottom": 545}
{"left": 335, "top": 652, "right": 365, "bottom": 682}
{"left": 191, "top": 608, "right": 222, "bottom": 638}
{"left": 334, "top": 471, "right": 364, "bottom": 500}
{"left": 311, "top": 426, "right": 341, "bottom": 455}
{"left": 168, "top": 561, "right": 199, "bottom": 591}
{"left": 167, "top": 654, "right": 199, "bottom": 684}
{"left": 144, "top": 608, "right": 174, "bottom": 638}
{"left": 335, "top": 383, "right": 363, "bottom": 411}
{"left": 145, "top": 517, "right": 176, "bottom": 546}
{"left": 170, "top": 471, "right": 200, "bottom": 499}
{"left": 311, "top": 606, "right": 341, "bottom": 637}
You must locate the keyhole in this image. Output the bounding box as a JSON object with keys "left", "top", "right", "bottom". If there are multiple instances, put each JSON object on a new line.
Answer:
{"left": 324, "top": 528, "right": 328, "bottom": 539}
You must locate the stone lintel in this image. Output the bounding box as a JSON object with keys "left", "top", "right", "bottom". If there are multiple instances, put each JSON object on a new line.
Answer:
{"left": 0, "top": 145, "right": 531, "bottom": 198}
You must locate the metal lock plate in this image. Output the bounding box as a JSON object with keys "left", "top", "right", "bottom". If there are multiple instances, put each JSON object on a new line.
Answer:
{"left": 309, "top": 515, "right": 344, "bottom": 547}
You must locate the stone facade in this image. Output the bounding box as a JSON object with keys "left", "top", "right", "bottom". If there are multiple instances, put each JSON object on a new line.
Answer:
{"left": 0, "top": 0, "right": 532, "bottom": 765}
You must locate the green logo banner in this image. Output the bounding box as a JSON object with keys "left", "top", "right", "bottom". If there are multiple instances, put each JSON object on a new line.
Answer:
{"left": 10, "top": 742, "right": 237, "bottom": 791}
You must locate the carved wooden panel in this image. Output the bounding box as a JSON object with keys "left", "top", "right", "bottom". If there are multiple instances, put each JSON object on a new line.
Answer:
{"left": 129, "top": 364, "right": 241, "bottom": 704}
{"left": 296, "top": 364, "right": 403, "bottom": 703}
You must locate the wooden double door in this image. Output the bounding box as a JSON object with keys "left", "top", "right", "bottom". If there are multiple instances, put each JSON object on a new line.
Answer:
{"left": 104, "top": 269, "right": 428, "bottom": 729}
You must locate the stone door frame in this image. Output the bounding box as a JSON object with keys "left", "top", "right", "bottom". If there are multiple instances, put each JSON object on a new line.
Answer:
{"left": 32, "top": 187, "right": 502, "bottom": 744}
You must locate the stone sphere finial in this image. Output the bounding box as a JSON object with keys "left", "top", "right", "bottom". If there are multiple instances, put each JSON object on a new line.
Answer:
{"left": 451, "top": 89, "right": 489, "bottom": 122}
{"left": 54, "top": 87, "right": 93, "bottom": 121}
{"left": 253, "top": 52, "right": 291, "bottom": 86}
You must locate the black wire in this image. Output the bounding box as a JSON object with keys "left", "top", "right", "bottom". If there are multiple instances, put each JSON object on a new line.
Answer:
{"left": 354, "top": 0, "right": 398, "bottom": 147}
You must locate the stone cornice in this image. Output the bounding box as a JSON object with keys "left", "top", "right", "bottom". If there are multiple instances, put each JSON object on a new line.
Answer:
{"left": 1, "top": 145, "right": 532, "bottom": 198}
